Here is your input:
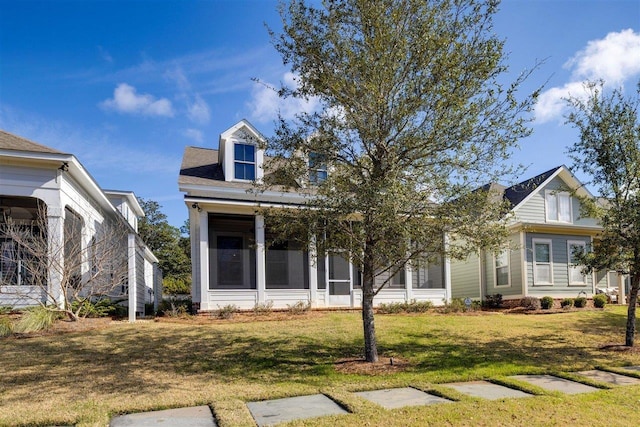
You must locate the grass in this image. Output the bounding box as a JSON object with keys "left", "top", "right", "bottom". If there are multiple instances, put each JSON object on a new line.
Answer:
{"left": 1, "top": 306, "right": 640, "bottom": 426}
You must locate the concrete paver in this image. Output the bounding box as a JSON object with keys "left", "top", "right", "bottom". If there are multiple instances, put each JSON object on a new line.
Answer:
{"left": 355, "top": 387, "right": 451, "bottom": 409}
{"left": 442, "top": 380, "right": 532, "bottom": 400}
{"left": 509, "top": 374, "right": 598, "bottom": 394}
{"left": 247, "top": 394, "right": 348, "bottom": 427}
{"left": 619, "top": 365, "right": 640, "bottom": 372}
{"left": 110, "top": 405, "right": 216, "bottom": 427}
{"left": 575, "top": 370, "right": 640, "bottom": 386}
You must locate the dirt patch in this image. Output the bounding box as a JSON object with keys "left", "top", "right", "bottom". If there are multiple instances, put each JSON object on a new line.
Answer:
{"left": 334, "top": 356, "right": 410, "bottom": 375}
{"left": 599, "top": 343, "right": 640, "bottom": 354}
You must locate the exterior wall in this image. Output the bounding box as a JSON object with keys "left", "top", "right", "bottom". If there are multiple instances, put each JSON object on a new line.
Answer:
{"left": 483, "top": 233, "right": 524, "bottom": 299}
{"left": 450, "top": 251, "right": 481, "bottom": 299}
{"left": 525, "top": 232, "right": 593, "bottom": 298}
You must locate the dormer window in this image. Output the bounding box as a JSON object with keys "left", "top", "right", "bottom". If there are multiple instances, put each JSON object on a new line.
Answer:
{"left": 309, "top": 152, "right": 327, "bottom": 185}
{"left": 234, "top": 143, "right": 255, "bottom": 181}
{"left": 545, "top": 191, "right": 571, "bottom": 222}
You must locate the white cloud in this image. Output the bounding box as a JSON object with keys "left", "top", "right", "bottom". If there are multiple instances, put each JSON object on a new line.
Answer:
{"left": 184, "top": 128, "right": 204, "bottom": 143}
{"left": 535, "top": 29, "right": 640, "bottom": 123}
{"left": 187, "top": 95, "right": 211, "bottom": 124}
{"left": 248, "top": 72, "right": 320, "bottom": 123}
{"left": 100, "top": 83, "right": 174, "bottom": 117}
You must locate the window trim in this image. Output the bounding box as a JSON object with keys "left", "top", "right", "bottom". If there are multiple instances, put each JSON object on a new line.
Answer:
{"left": 532, "top": 238, "right": 553, "bottom": 285}
{"left": 567, "top": 240, "right": 587, "bottom": 286}
{"left": 233, "top": 143, "right": 256, "bottom": 181}
{"left": 494, "top": 249, "right": 511, "bottom": 288}
{"left": 545, "top": 190, "right": 572, "bottom": 223}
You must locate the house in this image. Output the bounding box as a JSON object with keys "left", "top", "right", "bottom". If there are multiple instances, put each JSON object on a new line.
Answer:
{"left": 179, "top": 119, "right": 450, "bottom": 312}
{"left": 450, "top": 165, "right": 620, "bottom": 302}
{"left": 0, "top": 130, "right": 161, "bottom": 319}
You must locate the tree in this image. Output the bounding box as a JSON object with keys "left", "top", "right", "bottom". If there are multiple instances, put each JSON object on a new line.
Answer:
{"left": 0, "top": 206, "right": 129, "bottom": 321}
{"left": 263, "top": 0, "right": 538, "bottom": 361}
{"left": 137, "top": 199, "right": 191, "bottom": 295}
{"left": 565, "top": 80, "right": 640, "bottom": 346}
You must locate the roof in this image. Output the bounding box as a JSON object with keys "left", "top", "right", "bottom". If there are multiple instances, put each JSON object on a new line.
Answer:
{"left": 179, "top": 146, "right": 250, "bottom": 189}
{"left": 503, "top": 166, "right": 562, "bottom": 208}
{"left": 0, "top": 130, "right": 67, "bottom": 154}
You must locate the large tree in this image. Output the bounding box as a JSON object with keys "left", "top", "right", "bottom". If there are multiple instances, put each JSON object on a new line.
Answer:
{"left": 262, "top": 0, "right": 538, "bottom": 361}
{"left": 566, "top": 81, "right": 640, "bottom": 346}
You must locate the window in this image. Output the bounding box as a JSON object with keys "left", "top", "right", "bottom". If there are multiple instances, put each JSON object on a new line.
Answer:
{"left": 532, "top": 239, "right": 553, "bottom": 285}
{"left": 266, "top": 241, "right": 288, "bottom": 287}
{"left": 391, "top": 267, "right": 406, "bottom": 288}
{"left": 545, "top": 191, "right": 572, "bottom": 222}
{"left": 568, "top": 241, "right": 587, "bottom": 285}
{"left": 308, "top": 152, "right": 327, "bottom": 184}
{"left": 234, "top": 143, "right": 255, "bottom": 180}
{"left": 495, "top": 249, "right": 510, "bottom": 287}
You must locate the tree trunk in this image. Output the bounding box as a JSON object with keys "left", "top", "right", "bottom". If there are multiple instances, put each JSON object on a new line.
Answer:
{"left": 626, "top": 273, "right": 640, "bottom": 346}
{"left": 362, "top": 246, "right": 378, "bottom": 362}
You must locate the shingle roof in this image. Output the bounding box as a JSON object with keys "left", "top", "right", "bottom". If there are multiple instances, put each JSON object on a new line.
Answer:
{"left": 0, "top": 130, "right": 66, "bottom": 154}
{"left": 503, "top": 166, "right": 562, "bottom": 208}
{"left": 179, "top": 146, "right": 253, "bottom": 189}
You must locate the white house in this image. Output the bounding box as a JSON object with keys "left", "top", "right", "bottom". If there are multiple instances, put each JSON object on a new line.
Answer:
{"left": 179, "top": 120, "right": 450, "bottom": 312}
{"left": 0, "top": 130, "right": 161, "bottom": 319}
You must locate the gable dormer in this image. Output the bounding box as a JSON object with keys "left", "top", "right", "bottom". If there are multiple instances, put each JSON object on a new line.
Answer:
{"left": 218, "top": 119, "right": 265, "bottom": 183}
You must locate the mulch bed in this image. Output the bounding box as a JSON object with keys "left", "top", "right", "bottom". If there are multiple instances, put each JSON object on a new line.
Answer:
{"left": 334, "top": 356, "right": 411, "bottom": 375}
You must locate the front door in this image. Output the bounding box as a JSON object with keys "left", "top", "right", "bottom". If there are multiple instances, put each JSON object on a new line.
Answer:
{"left": 328, "top": 253, "right": 351, "bottom": 306}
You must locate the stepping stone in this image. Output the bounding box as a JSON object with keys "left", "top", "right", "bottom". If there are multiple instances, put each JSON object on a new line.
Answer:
{"left": 509, "top": 375, "right": 598, "bottom": 394}
{"left": 110, "top": 405, "right": 216, "bottom": 427}
{"left": 619, "top": 366, "right": 640, "bottom": 372}
{"left": 247, "top": 394, "right": 347, "bottom": 427}
{"left": 575, "top": 370, "right": 640, "bottom": 386}
{"left": 355, "top": 387, "right": 451, "bottom": 409}
{"left": 442, "top": 381, "right": 531, "bottom": 400}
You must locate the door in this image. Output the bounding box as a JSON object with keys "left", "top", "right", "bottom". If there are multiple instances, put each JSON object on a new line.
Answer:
{"left": 328, "top": 252, "right": 351, "bottom": 306}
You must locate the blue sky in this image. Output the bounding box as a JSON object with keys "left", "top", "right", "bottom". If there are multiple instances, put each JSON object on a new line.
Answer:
{"left": 1, "top": 0, "right": 639, "bottom": 228}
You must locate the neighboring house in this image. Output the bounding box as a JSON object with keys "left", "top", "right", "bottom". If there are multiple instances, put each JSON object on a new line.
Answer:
{"left": 451, "top": 165, "right": 620, "bottom": 301}
{"left": 0, "top": 130, "right": 161, "bottom": 319}
{"left": 179, "top": 119, "right": 450, "bottom": 312}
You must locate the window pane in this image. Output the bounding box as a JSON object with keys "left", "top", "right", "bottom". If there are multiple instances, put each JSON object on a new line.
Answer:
{"left": 234, "top": 143, "right": 244, "bottom": 161}
{"left": 244, "top": 144, "right": 255, "bottom": 162}
{"left": 536, "top": 264, "right": 551, "bottom": 283}
{"left": 569, "top": 243, "right": 584, "bottom": 264}
{"left": 217, "top": 236, "right": 243, "bottom": 287}
{"left": 496, "top": 266, "right": 509, "bottom": 286}
{"left": 546, "top": 192, "right": 558, "bottom": 220}
{"left": 244, "top": 163, "right": 255, "bottom": 180}
{"left": 329, "top": 253, "right": 349, "bottom": 280}
{"left": 392, "top": 268, "right": 405, "bottom": 287}
{"left": 495, "top": 250, "right": 508, "bottom": 268}
{"left": 558, "top": 194, "right": 571, "bottom": 222}
{"left": 535, "top": 243, "right": 550, "bottom": 263}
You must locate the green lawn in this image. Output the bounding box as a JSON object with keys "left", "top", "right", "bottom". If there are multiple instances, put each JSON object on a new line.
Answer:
{"left": 1, "top": 307, "right": 640, "bottom": 426}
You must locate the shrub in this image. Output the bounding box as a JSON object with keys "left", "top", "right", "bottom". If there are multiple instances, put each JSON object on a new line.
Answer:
{"left": 574, "top": 297, "right": 588, "bottom": 308}
{"left": 216, "top": 304, "right": 238, "bottom": 319}
{"left": 287, "top": 300, "right": 311, "bottom": 315}
{"left": 13, "top": 306, "right": 60, "bottom": 334}
{"left": 71, "top": 298, "right": 118, "bottom": 318}
{"left": 560, "top": 298, "right": 574, "bottom": 308}
{"left": 442, "top": 298, "right": 478, "bottom": 313}
{"left": 0, "top": 306, "right": 12, "bottom": 315}
{"left": 540, "top": 296, "right": 554, "bottom": 310}
{"left": 593, "top": 294, "right": 607, "bottom": 308}
{"left": 253, "top": 300, "right": 274, "bottom": 315}
{"left": 482, "top": 293, "right": 503, "bottom": 309}
{"left": 0, "top": 317, "right": 13, "bottom": 337}
{"left": 378, "top": 302, "right": 405, "bottom": 314}
{"left": 519, "top": 297, "right": 541, "bottom": 310}
{"left": 405, "top": 299, "right": 433, "bottom": 313}
{"left": 158, "top": 298, "right": 192, "bottom": 317}
{"left": 162, "top": 276, "right": 191, "bottom": 295}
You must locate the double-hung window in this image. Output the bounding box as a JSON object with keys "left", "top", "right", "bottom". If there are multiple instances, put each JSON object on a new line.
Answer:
{"left": 234, "top": 143, "right": 255, "bottom": 181}
{"left": 308, "top": 152, "right": 327, "bottom": 185}
{"left": 568, "top": 240, "right": 587, "bottom": 285}
{"left": 545, "top": 191, "right": 572, "bottom": 222}
{"left": 495, "top": 249, "right": 510, "bottom": 287}
{"left": 532, "top": 238, "right": 553, "bottom": 285}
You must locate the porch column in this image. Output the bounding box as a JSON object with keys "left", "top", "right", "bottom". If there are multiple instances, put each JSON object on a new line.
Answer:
{"left": 308, "top": 235, "right": 318, "bottom": 307}
{"left": 198, "top": 210, "right": 210, "bottom": 310}
{"left": 128, "top": 233, "right": 136, "bottom": 323}
{"left": 618, "top": 273, "right": 626, "bottom": 305}
{"left": 255, "top": 215, "right": 266, "bottom": 303}
{"left": 47, "top": 207, "right": 65, "bottom": 308}
{"left": 405, "top": 262, "right": 413, "bottom": 302}
{"left": 443, "top": 233, "right": 452, "bottom": 304}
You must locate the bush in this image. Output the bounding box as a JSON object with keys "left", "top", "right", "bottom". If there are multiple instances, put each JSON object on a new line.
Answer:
{"left": 0, "top": 317, "right": 13, "bottom": 337}
{"left": 162, "top": 275, "right": 191, "bottom": 295}
{"left": 482, "top": 293, "right": 503, "bottom": 309}
{"left": 13, "top": 306, "right": 61, "bottom": 333}
{"left": 540, "top": 296, "right": 554, "bottom": 310}
{"left": 158, "top": 298, "right": 192, "bottom": 317}
{"left": 593, "top": 294, "right": 607, "bottom": 308}
{"left": 71, "top": 298, "right": 118, "bottom": 318}
{"left": 253, "top": 300, "right": 274, "bottom": 315}
{"left": 378, "top": 302, "right": 405, "bottom": 314}
{"left": 441, "top": 298, "right": 478, "bottom": 313}
{"left": 405, "top": 299, "right": 433, "bottom": 313}
{"left": 0, "top": 306, "right": 12, "bottom": 315}
{"left": 519, "top": 297, "right": 541, "bottom": 310}
{"left": 216, "top": 304, "right": 238, "bottom": 319}
{"left": 560, "top": 298, "right": 574, "bottom": 308}
{"left": 574, "top": 297, "right": 588, "bottom": 308}
{"left": 287, "top": 300, "right": 311, "bottom": 315}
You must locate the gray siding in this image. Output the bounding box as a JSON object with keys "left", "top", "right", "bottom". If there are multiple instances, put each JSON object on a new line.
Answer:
{"left": 450, "top": 251, "right": 481, "bottom": 299}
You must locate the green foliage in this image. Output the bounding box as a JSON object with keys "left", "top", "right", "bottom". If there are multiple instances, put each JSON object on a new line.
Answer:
{"left": 593, "top": 294, "right": 608, "bottom": 308}
{"left": 378, "top": 300, "right": 433, "bottom": 314}
{"left": 0, "top": 306, "right": 12, "bottom": 315}
{"left": 482, "top": 294, "right": 503, "bottom": 309}
{"left": 540, "top": 296, "right": 554, "bottom": 310}
{"left": 158, "top": 298, "right": 192, "bottom": 317}
{"left": 561, "top": 298, "right": 574, "bottom": 308}
{"left": 13, "top": 306, "right": 60, "bottom": 333}
{"left": 573, "top": 297, "right": 587, "bottom": 308}
{"left": 253, "top": 300, "right": 274, "bottom": 315}
{"left": 519, "top": 297, "right": 541, "bottom": 311}
{"left": 287, "top": 300, "right": 311, "bottom": 315}
{"left": 0, "top": 317, "right": 13, "bottom": 337}
{"left": 70, "top": 298, "right": 118, "bottom": 318}
{"left": 441, "top": 298, "right": 478, "bottom": 313}
{"left": 162, "top": 276, "right": 191, "bottom": 295}
{"left": 216, "top": 304, "right": 238, "bottom": 319}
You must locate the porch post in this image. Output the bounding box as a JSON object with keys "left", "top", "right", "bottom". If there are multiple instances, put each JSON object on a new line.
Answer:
{"left": 308, "top": 235, "right": 318, "bottom": 307}
{"left": 618, "top": 273, "right": 626, "bottom": 305}
{"left": 443, "top": 233, "right": 452, "bottom": 304}
{"left": 47, "top": 207, "right": 65, "bottom": 308}
{"left": 198, "top": 210, "right": 209, "bottom": 311}
{"left": 405, "top": 262, "right": 413, "bottom": 302}
{"left": 255, "top": 215, "right": 266, "bottom": 303}
{"left": 128, "top": 233, "right": 136, "bottom": 323}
